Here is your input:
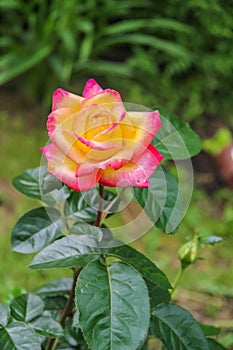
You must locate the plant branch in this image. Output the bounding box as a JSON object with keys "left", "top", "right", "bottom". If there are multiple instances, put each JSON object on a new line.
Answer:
{"left": 45, "top": 267, "right": 82, "bottom": 350}
{"left": 94, "top": 184, "right": 104, "bottom": 227}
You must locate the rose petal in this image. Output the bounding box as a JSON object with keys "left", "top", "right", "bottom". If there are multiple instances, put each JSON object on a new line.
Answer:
{"left": 82, "top": 78, "right": 103, "bottom": 98}
{"left": 121, "top": 110, "right": 162, "bottom": 161}
{"left": 47, "top": 108, "right": 73, "bottom": 137}
{"left": 76, "top": 147, "right": 134, "bottom": 176}
{"left": 41, "top": 144, "right": 101, "bottom": 192}
{"left": 52, "top": 88, "right": 84, "bottom": 112}
{"left": 71, "top": 104, "right": 116, "bottom": 140}
{"left": 75, "top": 134, "right": 121, "bottom": 151}
{"left": 74, "top": 133, "right": 123, "bottom": 162}
{"left": 81, "top": 89, "right": 125, "bottom": 119}
{"left": 99, "top": 144, "right": 163, "bottom": 188}
{"left": 47, "top": 109, "right": 85, "bottom": 164}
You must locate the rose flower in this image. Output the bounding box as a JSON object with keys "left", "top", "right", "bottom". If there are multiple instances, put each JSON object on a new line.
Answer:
{"left": 41, "top": 79, "right": 163, "bottom": 192}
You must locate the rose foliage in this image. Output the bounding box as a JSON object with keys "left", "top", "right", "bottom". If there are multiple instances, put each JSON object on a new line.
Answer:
{"left": 4, "top": 80, "right": 225, "bottom": 350}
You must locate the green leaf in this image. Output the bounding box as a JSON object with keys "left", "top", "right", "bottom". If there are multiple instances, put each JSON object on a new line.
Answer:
{"left": 12, "top": 166, "right": 43, "bottom": 200}
{"left": 12, "top": 166, "right": 70, "bottom": 204}
{"left": 41, "top": 172, "right": 63, "bottom": 194}
{"left": 0, "top": 45, "right": 51, "bottom": 85}
{"left": 106, "top": 245, "right": 171, "bottom": 289}
{"left": 0, "top": 321, "right": 41, "bottom": 349}
{"left": 199, "top": 322, "right": 221, "bottom": 337}
{"left": 69, "top": 223, "right": 103, "bottom": 242}
{"left": 152, "top": 108, "right": 202, "bottom": 160}
{"left": 35, "top": 278, "right": 73, "bottom": 297}
{"left": 151, "top": 303, "right": 209, "bottom": 350}
{"left": 207, "top": 338, "right": 227, "bottom": 350}
{"left": 64, "top": 317, "right": 86, "bottom": 347}
{"left": 76, "top": 259, "right": 150, "bottom": 350}
{"left": 134, "top": 165, "right": 183, "bottom": 233}
{"left": 10, "top": 293, "right": 44, "bottom": 322}
{"left": 64, "top": 188, "right": 116, "bottom": 221}
{"left": 30, "top": 315, "right": 63, "bottom": 338}
{"left": 100, "top": 34, "right": 191, "bottom": 59}
{"left": 104, "top": 18, "right": 191, "bottom": 35}
{"left": 55, "top": 341, "right": 81, "bottom": 350}
{"left": 43, "top": 296, "right": 68, "bottom": 311}
{"left": 0, "top": 303, "right": 11, "bottom": 327}
{"left": 41, "top": 179, "right": 71, "bottom": 207}
{"left": 145, "top": 280, "right": 171, "bottom": 309}
{"left": 29, "top": 235, "right": 100, "bottom": 270}
{"left": 11, "top": 207, "right": 64, "bottom": 254}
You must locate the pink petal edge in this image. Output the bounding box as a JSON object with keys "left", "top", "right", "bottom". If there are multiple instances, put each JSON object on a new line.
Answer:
{"left": 41, "top": 144, "right": 101, "bottom": 192}
{"left": 75, "top": 134, "right": 122, "bottom": 151}
{"left": 82, "top": 79, "right": 103, "bottom": 98}
{"left": 99, "top": 144, "right": 163, "bottom": 188}
{"left": 52, "top": 88, "right": 83, "bottom": 112}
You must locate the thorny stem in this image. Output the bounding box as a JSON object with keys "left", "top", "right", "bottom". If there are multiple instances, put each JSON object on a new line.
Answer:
{"left": 45, "top": 268, "right": 82, "bottom": 350}
{"left": 94, "top": 184, "right": 104, "bottom": 227}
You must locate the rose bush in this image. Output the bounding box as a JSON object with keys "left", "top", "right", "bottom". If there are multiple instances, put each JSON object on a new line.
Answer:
{"left": 8, "top": 79, "right": 221, "bottom": 350}
{"left": 41, "top": 79, "right": 163, "bottom": 191}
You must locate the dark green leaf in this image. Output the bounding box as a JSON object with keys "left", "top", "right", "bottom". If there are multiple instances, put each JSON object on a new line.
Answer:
{"left": 69, "top": 223, "right": 103, "bottom": 241}
{"left": 12, "top": 166, "right": 43, "bottom": 200}
{"left": 39, "top": 167, "right": 70, "bottom": 205}
{"left": 10, "top": 293, "right": 44, "bottom": 322}
{"left": 106, "top": 245, "right": 171, "bottom": 289}
{"left": 64, "top": 317, "right": 86, "bottom": 347}
{"left": 29, "top": 235, "right": 100, "bottom": 270}
{"left": 76, "top": 259, "right": 150, "bottom": 350}
{"left": 56, "top": 341, "right": 83, "bottom": 350}
{"left": 134, "top": 165, "right": 183, "bottom": 233}
{"left": 207, "top": 338, "right": 227, "bottom": 350}
{"left": 145, "top": 280, "right": 171, "bottom": 309}
{"left": 30, "top": 315, "right": 63, "bottom": 338}
{"left": 11, "top": 207, "right": 64, "bottom": 254}
{"left": 41, "top": 172, "right": 63, "bottom": 194}
{"left": 151, "top": 303, "right": 209, "bottom": 350}
{"left": 64, "top": 188, "right": 116, "bottom": 221}
{"left": 43, "top": 296, "right": 68, "bottom": 311}
{"left": 12, "top": 166, "right": 70, "bottom": 204}
{"left": 0, "top": 303, "right": 11, "bottom": 327}
{"left": 100, "top": 224, "right": 114, "bottom": 243}
{"left": 0, "top": 321, "right": 40, "bottom": 349}
{"left": 64, "top": 191, "right": 95, "bottom": 222}
{"left": 35, "top": 278, "right": 73, "bottom": 297}
{"left": 152, "top": 108, "right": 202, "bottom": 160}
{"left": 199, "top": 322, "right": 221, "bottom": 337}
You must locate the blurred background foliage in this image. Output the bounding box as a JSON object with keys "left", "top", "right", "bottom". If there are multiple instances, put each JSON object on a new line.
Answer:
{"left": 0, "top": 0, "right": 233, "bottom": 124}
{"left": 0, "top": 0, "right": 233, "bottom": 348}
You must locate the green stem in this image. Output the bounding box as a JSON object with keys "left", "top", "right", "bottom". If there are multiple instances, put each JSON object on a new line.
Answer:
{"left": 94, "top": 184, "right": 104, "bottom": 227}
{"left": 171, "top": 267, "right": 184, "bottom": 297}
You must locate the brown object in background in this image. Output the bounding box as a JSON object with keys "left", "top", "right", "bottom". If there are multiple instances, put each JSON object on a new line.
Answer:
{"left": 215, "top": 142, "right": 233, "bottom": 188}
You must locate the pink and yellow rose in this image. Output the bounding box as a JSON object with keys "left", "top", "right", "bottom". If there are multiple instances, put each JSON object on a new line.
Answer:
{"left": 41, "top": 79, "right": 163, "bottom": 192}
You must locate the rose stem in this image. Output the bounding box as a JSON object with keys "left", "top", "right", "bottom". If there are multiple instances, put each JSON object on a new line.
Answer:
{"left": 45, "top": 267, "right": 81, "bottom": 350}
{"left": 94, "top": 184, "right": 104, "bottom": 227}
{"left": 46, "top": 185, "right": 105, "bottom": 349}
